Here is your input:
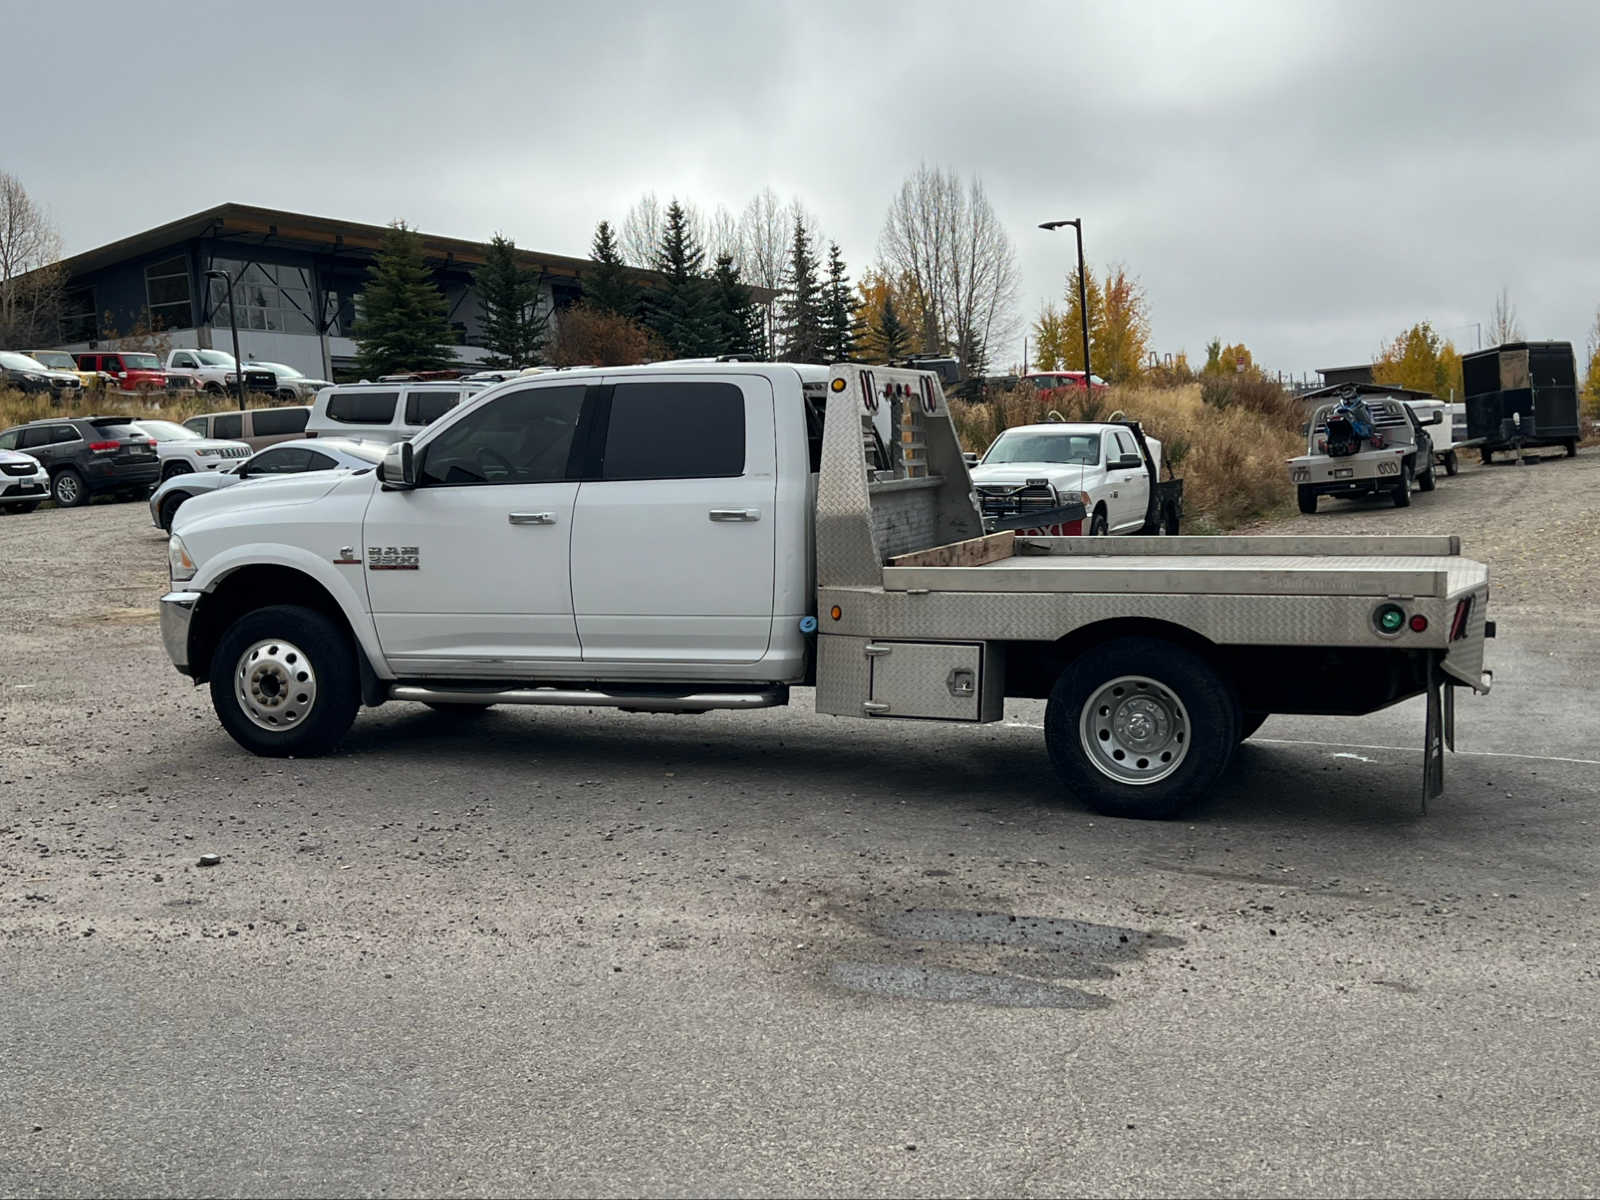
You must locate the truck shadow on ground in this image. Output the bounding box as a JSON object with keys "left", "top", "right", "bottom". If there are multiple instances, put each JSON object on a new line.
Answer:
{"left": 322, "top": 701, "right": 1524, "bottom": 834}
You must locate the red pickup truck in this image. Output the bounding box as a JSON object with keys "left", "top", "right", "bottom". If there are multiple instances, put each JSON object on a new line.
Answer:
{"left": 75, "top": 350, "right": 172, "bottom": 392}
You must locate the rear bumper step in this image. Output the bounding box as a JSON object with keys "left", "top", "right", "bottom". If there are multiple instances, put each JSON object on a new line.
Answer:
{"left": 389, "top": 683, "right": 788, "bottom": 713}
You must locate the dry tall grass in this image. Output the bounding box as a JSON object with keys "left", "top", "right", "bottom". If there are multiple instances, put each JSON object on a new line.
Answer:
{"left": 950, "top": 382, "right": 1304, "bottom": 530}
{"left": 0, "top": 388, "right": 296, "bottom": 430}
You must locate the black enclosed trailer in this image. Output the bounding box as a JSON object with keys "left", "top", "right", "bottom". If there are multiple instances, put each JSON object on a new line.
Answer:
{"left": 1462, "top": 341, "right": 1581, "bottom": 461}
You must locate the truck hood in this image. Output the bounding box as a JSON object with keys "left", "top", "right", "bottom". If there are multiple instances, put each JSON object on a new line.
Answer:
{"left": 969, "top": 463, "right": 1092, "bottom": 486}
{"left": 174, "top": 469, "right": 363, "bottom": 530}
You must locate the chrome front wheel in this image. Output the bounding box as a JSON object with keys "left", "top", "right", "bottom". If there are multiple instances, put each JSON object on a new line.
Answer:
{"left": 235, "top": 639, "right": 318, "bottom": 731}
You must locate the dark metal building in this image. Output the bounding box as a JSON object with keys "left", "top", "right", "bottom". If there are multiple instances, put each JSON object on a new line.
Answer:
{"left": 48, "top": 203, "right": 657, "bottom": 379}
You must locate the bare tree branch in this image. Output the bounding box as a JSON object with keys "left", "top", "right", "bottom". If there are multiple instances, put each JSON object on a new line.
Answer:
{"left": 0, "top": 172, "right": 65, "bottom": 345}
{"left": 877, "top": 165, "right": 1017, "bottom": 375}
{"left": 1488, "top": 285, "right": 1523, "bottom": 346}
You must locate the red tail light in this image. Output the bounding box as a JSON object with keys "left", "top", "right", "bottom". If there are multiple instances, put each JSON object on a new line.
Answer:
{"left": 89, "top": 440, "right": 120, "bottom": 452}
{"left": 1449, "top": 597, "right": 1473, "bottom": 641}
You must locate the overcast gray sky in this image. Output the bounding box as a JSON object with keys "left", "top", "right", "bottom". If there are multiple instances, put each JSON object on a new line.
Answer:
{"left": 9, "top": 0, "right": 1599, "bottom": 378}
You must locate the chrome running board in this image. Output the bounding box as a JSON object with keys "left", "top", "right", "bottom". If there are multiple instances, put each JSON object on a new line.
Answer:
{"left": 390, "top": 683, "right": 787, "bottom": 713}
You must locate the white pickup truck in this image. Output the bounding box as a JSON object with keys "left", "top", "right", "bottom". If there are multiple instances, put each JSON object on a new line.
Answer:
{"left": 163, "top": 349, "right": 279, "bottom": 396}
{"left": 969, "top": 420, "right": 1181, "bottom": 536}
{"left": 1290, "top": 392, "right": 1442, "bottom": 513}
{"left": 160, "top": 362, "right": 1493, "bottom": 819}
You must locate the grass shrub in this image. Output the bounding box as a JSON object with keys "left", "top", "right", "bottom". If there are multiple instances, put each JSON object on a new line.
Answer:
{"left": 950, "top": 381, "right": 1303, "bottom": 530}
{"left": 0, "top": 388, "right": 296, "bottom": 430}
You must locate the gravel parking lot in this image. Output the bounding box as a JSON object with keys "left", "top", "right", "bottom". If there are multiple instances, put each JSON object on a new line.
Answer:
{"left": 3, "top": 452, "right": 1598, "bottom": 1197}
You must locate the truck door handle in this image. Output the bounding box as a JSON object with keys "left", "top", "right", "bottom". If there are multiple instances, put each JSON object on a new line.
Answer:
{"left": 507, "top": 512, "right": 557, "bottom": 525}
{"left": 709, "top": 508, "right": 761, "bottom": 522}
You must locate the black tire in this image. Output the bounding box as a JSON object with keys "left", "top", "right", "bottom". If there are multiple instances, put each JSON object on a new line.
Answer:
{"left": 204, "top": 382, "right": 224, "bottom": 395}
{"left": 1043, "top": 636, "right": 1239, "bottom": 820}
{"left": 1443, "top": 450, "right": 1458, "bottom": 477}
{"left": 422, "top": 701, "right": 496, "bottom": 713}
{"left": 1238, "top": 711, "right": 1269, "bottom": 743}
{"left": 52, "top": 468, "right": 88, "bottom": 508}
{"left": 3, "top": 501, "right": 41, "bottom": 515}
{"left": 1089, "top": 508, "right": 1109, "bottom": 537}
{"left": 1566, "top": 439, "right": 1578, "bottom": 458}
{"left": 209, "top": 605, "right": 359, "bottom": 758}
{"left": 1418, "top": 460, "right": 1436, "bottom": 492}
{"left": 158, "top": 492, "right": 189, "bottom": 532}
{"left": 1480, "top": 447, "right": 1493, "bottom": 465}
{"left": 277, "top": 389, "right": 297, "bottom": 402}
{"left": 1392, "top": 463, "right": 1412, "bottom": 507}
{"left": 161, "top": 460, "right": 194, "bottom": 481}
{"left": 1297, "top": 485, "right": 1318, "bottom": 515}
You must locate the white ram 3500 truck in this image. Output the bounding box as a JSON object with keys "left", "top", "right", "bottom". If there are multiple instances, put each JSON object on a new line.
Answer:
{"left": 160, "top": 362, "right": 1493, "bottom": 818}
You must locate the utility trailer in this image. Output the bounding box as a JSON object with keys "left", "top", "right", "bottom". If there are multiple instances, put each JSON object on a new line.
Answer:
{"left": 1464, "top": 342, "right": 1582, "bottom": 461}
{"left": 160, "top": 361, "right": 1493, "bottom": 819}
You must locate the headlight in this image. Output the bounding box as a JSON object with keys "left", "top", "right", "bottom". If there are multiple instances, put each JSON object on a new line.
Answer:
{"left": 24, "top": 373, "right": 43, "bottom": 383}
{"left": 196, "top": 448, "right": 218, "bottom": 457}
{"left": 168, "top": 534, "right": 197, "bottom": 582}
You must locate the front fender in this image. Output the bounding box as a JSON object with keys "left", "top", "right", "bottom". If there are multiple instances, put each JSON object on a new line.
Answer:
{"left": 193, "top": 542, "right": 392, "bottom": 679}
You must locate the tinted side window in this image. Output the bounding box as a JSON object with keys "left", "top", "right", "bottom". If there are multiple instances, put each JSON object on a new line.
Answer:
{"left": 172, "top": 352, "right": 197, "bottom": 368}
{"left": 326, "top": 391, "right": 399, "bottom": 424}
{"left": 419, "top": 385, "right": 584, "bottom": 486}
{"left": 599, "top": 381, "right": 744, "bottom": 480}
{"left": 184, "top": 417, "right": 208, "bottom": 435}
{"left": 1113, "top": 431, "right": 1137, "bottom": 459}
{"left": 404, "top": 389, "right": 461, "bottom": 426}
{"left": 19, "top": 427, "right": 54, "bottom": 449}
{"left": 213, "top": 413, "right": 244, "bottom": 439}
{"left": 305, "top": 450, "right": 338, "bottom": 470}
{"left": 53, "top": 425, "right": 82, "bottom": 444}
{"left": 251, "top": 407, "right": 309, "bottom": 436}
{"left": 246, "top": 448, "right": 311, "bottom": 475}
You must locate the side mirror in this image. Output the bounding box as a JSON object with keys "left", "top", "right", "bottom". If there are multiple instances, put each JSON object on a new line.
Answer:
{"left": 378, "top": 441, "right": 415, "bottom": 490}
{"left": 1115, "top": 453, "right": 1144, "bottom": 471}
{"left": 962, "top": 452, "right": 979, "bottom": 467}
{"left": 1428, "top": 410, "right": 1444, "bottom": 425}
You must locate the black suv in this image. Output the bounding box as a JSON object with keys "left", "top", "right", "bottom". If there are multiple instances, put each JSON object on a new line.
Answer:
{"left": 0, "top": 416, "right": 161, "bottom": 507}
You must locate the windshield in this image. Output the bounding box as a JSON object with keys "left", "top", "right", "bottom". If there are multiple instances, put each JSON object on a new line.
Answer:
{"left": 0, "top": 351, "right": 47, "bottom": 371}
{"left": 30, "top": 351, "right": 75, "bottom": 370}
{"left": 133, "top": 420, "right": 201, "bottom": 442}
{"left": 982, "top": 431, "right": 1100, "bottom": 466}
{"left": 249, "top": 361, "right": 304, "bottom": 379}
{"left": 196, "top": 350, "right": 236, "bottom": 367}
{"left": 123, "top": 353, "right": 161, "bottom": 370}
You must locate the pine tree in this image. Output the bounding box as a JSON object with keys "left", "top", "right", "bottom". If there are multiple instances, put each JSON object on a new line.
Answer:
{"left": 708, "top": 253, "right": 760, "bottom": 357}
{"left": 586, "top": 220, "right": 639, "bottom": 318}
{"left": 821, "top": 241, "right": 859, "bottom": 362}
{"left": 475, "top": 234, "right": 547, "bottom": 368}
{"left": 645, "top": 200, "right": 717, "bottom": 357}
{"left": 777, "top": 216, "right": 826, "bottom": 362}
{"left": 874, "top": 291, "right": 909, "bottom": 361}
{"left": 352, "top": 222, "right": 456, "bottom": 377}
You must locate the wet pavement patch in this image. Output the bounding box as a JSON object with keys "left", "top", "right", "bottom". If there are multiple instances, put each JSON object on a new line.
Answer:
{"left": 872, "top": 909, "right": 1182, "bottom": 956}
{"left": 831, "top": 962, "right": 1112, "bottom": 1010}
{"left": 828, "top": 907, "right": 1184, "bottom": 1009}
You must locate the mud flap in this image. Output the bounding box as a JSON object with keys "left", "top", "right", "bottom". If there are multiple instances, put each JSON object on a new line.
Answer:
{"left": 1422, "top": 659, "right": 1446, "bottom": 812}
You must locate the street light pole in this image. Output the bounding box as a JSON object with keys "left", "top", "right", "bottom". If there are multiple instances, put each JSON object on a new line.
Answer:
{"left": 1038, "top": 218, "right": 1091, "bottom": 384}
{"left": 204, "top": 268, "right": 245, "bottom": 410}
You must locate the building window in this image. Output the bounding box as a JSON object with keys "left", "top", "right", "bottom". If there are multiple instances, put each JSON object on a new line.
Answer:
{"left": 145, "top": 255, "right": 192, "bottom": 330}
{"left": 61, "top": 286, "right": 98, "bottom": 341}
{"left": 206, "top": 258, "right": 316, "bottom": 335}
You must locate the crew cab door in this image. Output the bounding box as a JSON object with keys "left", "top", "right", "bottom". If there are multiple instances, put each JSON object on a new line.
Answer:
{"left": 1108, "top": 428, "right": 1149, "bottom": 532}
{"left": 568, "top": 375, "right": 777, "bottom": 663}
{"left": 361, "top": 381, "right": 587, "bottom": 673}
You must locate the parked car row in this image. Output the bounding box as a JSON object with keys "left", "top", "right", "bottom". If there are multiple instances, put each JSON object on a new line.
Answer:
{"left": 0, "top": 375, "right": 486, "bottom": 517}
{"left": 0, "top": 347, "right": 334, "bottom": 401}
